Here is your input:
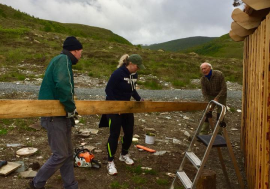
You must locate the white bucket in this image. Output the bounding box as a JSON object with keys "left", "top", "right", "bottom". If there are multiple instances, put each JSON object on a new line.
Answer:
{"left": 145, "top": 134, "right": 156, "bottom": 144}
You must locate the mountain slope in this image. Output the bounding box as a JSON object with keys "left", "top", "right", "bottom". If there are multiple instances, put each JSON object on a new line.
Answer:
{"left": 181, "top": 34, "right": 244, "bottom": 59}
{"left": 0, "top": 4, "right": 131, "bottom": 45}
{"left": 142, "top": 36, "right": 216, "bottom": 52}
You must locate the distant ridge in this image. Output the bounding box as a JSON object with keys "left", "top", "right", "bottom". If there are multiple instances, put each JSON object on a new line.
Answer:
{"left": 142, "top": 36, "right": 217, "bottom": 52}
{"left": 181, "top": 34, "right": 244, "bottom": 59}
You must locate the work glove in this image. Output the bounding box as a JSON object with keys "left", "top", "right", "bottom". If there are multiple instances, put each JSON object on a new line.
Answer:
{"left": 66, "top": 109, "right": 78, "bottom": 118}
{"left": 66, "top": 109, "right": 79, "bottom": 126}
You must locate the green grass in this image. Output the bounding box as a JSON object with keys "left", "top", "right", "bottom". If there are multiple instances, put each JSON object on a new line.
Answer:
{"left": 156, "top": 178, "right": 170, "bottom": 186}
{"left": 229, "top": 107, "right": 236, "bottom": 113}
{"left": 140, "top": 79, "right": 163, "bottom": 90}
{"left": 0, "top": 128, "right": 8, "bottom": 135}
{"left": 132, "top": 175, "right": 147, "bottom": 185}
{"left": 110, "top": 181, "right": 129, "bottom": 189}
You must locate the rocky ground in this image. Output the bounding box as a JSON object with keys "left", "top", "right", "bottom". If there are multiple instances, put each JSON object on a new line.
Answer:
{"left": 0, "top": 77, "right": 245, "bottom": 189}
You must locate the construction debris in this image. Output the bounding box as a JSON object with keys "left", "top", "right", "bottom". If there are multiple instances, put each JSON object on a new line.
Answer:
{"left": 0, "top": 162, "right": 21, "bottom": 176}
{"left": 16, "top": 147, "right": 38, "bottom": 156}
{"left": 19, "top": 169, "right": 37, "bottom": 178}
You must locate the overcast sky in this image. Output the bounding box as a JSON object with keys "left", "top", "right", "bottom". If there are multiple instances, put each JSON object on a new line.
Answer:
{"left": 1, "top": 0, "right": 236, "bottom": 45}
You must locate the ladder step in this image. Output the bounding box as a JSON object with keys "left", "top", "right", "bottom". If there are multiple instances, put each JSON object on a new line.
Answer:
{"left": 177, "top": 171, "right": 192, "bottom": 189}
{"left": 186, "top": 152, "right": 201, "bottom": 168}
{"left": 197, "top": 134, "right": 227, "bottom": 147}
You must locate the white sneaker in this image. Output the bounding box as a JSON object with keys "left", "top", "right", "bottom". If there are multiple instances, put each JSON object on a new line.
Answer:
{"left": 107, "top": 161, "right": 117, "bottom": 175}
{"left": 119, "top": 154, "right": 134, "bottom": 165}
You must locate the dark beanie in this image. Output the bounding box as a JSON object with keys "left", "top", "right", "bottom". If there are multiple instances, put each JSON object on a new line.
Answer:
{"left": 63, "top": 36, "right": 83, "bottom": 51}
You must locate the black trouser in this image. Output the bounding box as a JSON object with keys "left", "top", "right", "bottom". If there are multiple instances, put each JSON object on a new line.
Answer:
{"left": 106, "top": 113, "right": 134, "bottom": 161}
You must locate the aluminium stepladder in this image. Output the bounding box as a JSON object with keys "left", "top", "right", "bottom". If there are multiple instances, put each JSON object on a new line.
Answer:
{"left": 170, "top": 100, "right": 244, "bottom": 189}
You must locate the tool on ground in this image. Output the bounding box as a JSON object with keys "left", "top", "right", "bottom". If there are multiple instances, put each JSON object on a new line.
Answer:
{"left": 74, "top": 147, "right": 101, "bottom": 169}
{"left": 0, "top": 160, "right": 7, "bottom": 168}
{"left": 170, "top": 100, "right": 244, "bottom": 189}
{"left": 136, "top": 145, "right": 156, "bottom": 153}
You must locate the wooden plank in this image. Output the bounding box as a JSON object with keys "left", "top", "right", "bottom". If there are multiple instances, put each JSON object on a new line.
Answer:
{"left": 232, "top": 8, "right": 261, "bottom": 29}
{"left": 223, "top": 129, "right": 245, "bottom": 189}
{"left": 231, "top": 21, "right": 255, "bottom": 37}
{"left": 242, "top": 0, "right": 270, "bottom": 10}
{"left": 229, "top": 30, "right": 245, "bottom": 42}
{"left": 0, "top": 100, "right": 208, "bottom": 119}
{"left": 263, "top": 12, "right": 270, "bottom": 188}
{"left": 0, "top": 162, "right": 21, "bottom": 176}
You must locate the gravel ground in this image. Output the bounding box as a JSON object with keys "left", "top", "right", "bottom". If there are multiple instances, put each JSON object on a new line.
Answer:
{"left": 0, "top": 82, "right": 242, "bottom": 101}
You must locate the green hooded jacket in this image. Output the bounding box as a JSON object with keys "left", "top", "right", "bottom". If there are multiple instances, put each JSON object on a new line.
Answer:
{"left": 38, "top": 54, "right": 75, "bottom": 112}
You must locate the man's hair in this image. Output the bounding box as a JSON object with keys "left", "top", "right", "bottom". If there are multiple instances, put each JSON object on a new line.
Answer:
{"left": 200, "top": 62, "right": 213, "bottom": 69}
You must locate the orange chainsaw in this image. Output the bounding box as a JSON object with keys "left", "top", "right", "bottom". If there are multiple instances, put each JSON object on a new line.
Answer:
{"left": 74, "top": 147, "right": 101, "bottom": 169}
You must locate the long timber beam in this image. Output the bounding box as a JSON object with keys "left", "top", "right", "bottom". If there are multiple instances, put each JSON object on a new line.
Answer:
{"left": 0, "top": 100, "right": 208, "bottom": 119}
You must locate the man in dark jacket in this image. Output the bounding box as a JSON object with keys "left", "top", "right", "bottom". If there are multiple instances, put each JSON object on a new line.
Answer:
{"left": 29, "top": 36, "right": 83, "bottom": 189}
{"left": 200, "top": 62, "right": 227, "bottom": 135}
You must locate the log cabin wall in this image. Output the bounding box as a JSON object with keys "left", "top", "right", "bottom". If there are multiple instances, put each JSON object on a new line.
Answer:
{"left": 241, "top": 12, "right": 270, "bottom": 189}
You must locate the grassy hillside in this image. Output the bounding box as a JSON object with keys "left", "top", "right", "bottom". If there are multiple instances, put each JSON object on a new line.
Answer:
{"left": 181, "top": 34, "right": 244, "bottom": 59}
{"left": 142, "top": 37, "right": 216, "bottom": 52}
{"left": 0, "top": 4, "right": 243, "bottom": 89}
{"left": 0, "top": 4, "right": 131, "bottom": 45}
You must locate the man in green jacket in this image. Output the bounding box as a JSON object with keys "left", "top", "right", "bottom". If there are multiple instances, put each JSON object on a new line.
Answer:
{"left": 29, "top": 36, "right": 83, "bottom": 189}
{"left": 199, "top": 62, "right": 227, "bottom": 135}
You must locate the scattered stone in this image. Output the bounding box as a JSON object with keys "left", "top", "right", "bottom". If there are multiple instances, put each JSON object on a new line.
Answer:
{"left": 153, "top": 151, "right": 167, "bottom": 156}
{"left": 141, "top": 167, "right": 152, "bottom": 171}
{"left": 29, "top": 122, "right": 42, "bottom": 130}
{"left": 7, "top": 144, "right": 23, "bottom": 148}
{"left": 183, "top": 116, "right": 190, "bottom": 120}
{"left": 94, "top": 149, "right": 102, "bottom": 153}
{"left": 77, "top": 129, "right": 98, "bottom": 136}
{"left": 184, "top": 131, "right": 191, "bottom": 137}
{"left": 166, "top": 172, "right": 176, "bottom": 178}
{"left": 172, "top": 139, "right": 182, "bottom": 144}
{"left": 84, "top": 146, "right": 96, "bottom": 152}
{"left": 237, "top": 109, "right": 242, "bottom": 112}
{"left": 15, "top": 161, "right": 25, "bottom": 173}
{"left": 132, "top": 138, "right": 139, "bottom": 142}
{"left": 231, "top": 128, "right": 238, "bottom": 131}
{"left": 144, "top": 128, "right": 156, "bottom": 132}
{"left": 19, "top": 169, "right": 37, "bottom": 178}
{"left": 89, "top": 129, "right": 99, "bottom": 135}
{"left": 133, "top": 134, "right": 140, "bottom": 138}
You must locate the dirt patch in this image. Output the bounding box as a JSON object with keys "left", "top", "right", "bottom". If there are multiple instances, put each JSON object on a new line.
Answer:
{"left": 0, "top": 93, "right": 245, "bottom": 189}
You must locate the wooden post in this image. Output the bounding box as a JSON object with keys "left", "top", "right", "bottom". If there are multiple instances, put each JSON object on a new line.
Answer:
{"left": 196, "top": 169, "right": 216, "bottom": 189}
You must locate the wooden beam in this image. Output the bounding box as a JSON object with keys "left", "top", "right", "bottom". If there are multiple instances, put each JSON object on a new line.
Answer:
{"left": 231, "top": 21, "right": 255, "bottom": 37}
{"left": 0, "top": 100, "right": 208, "bottom": 119}
{"left": 229, "top": 30, "right": 245, "bottom": 42}
{"left": 232, "top": 8, "right": 261, "bottom": 29}
{"left": 242, "top": 0, "right": 270, "bottom": 11}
